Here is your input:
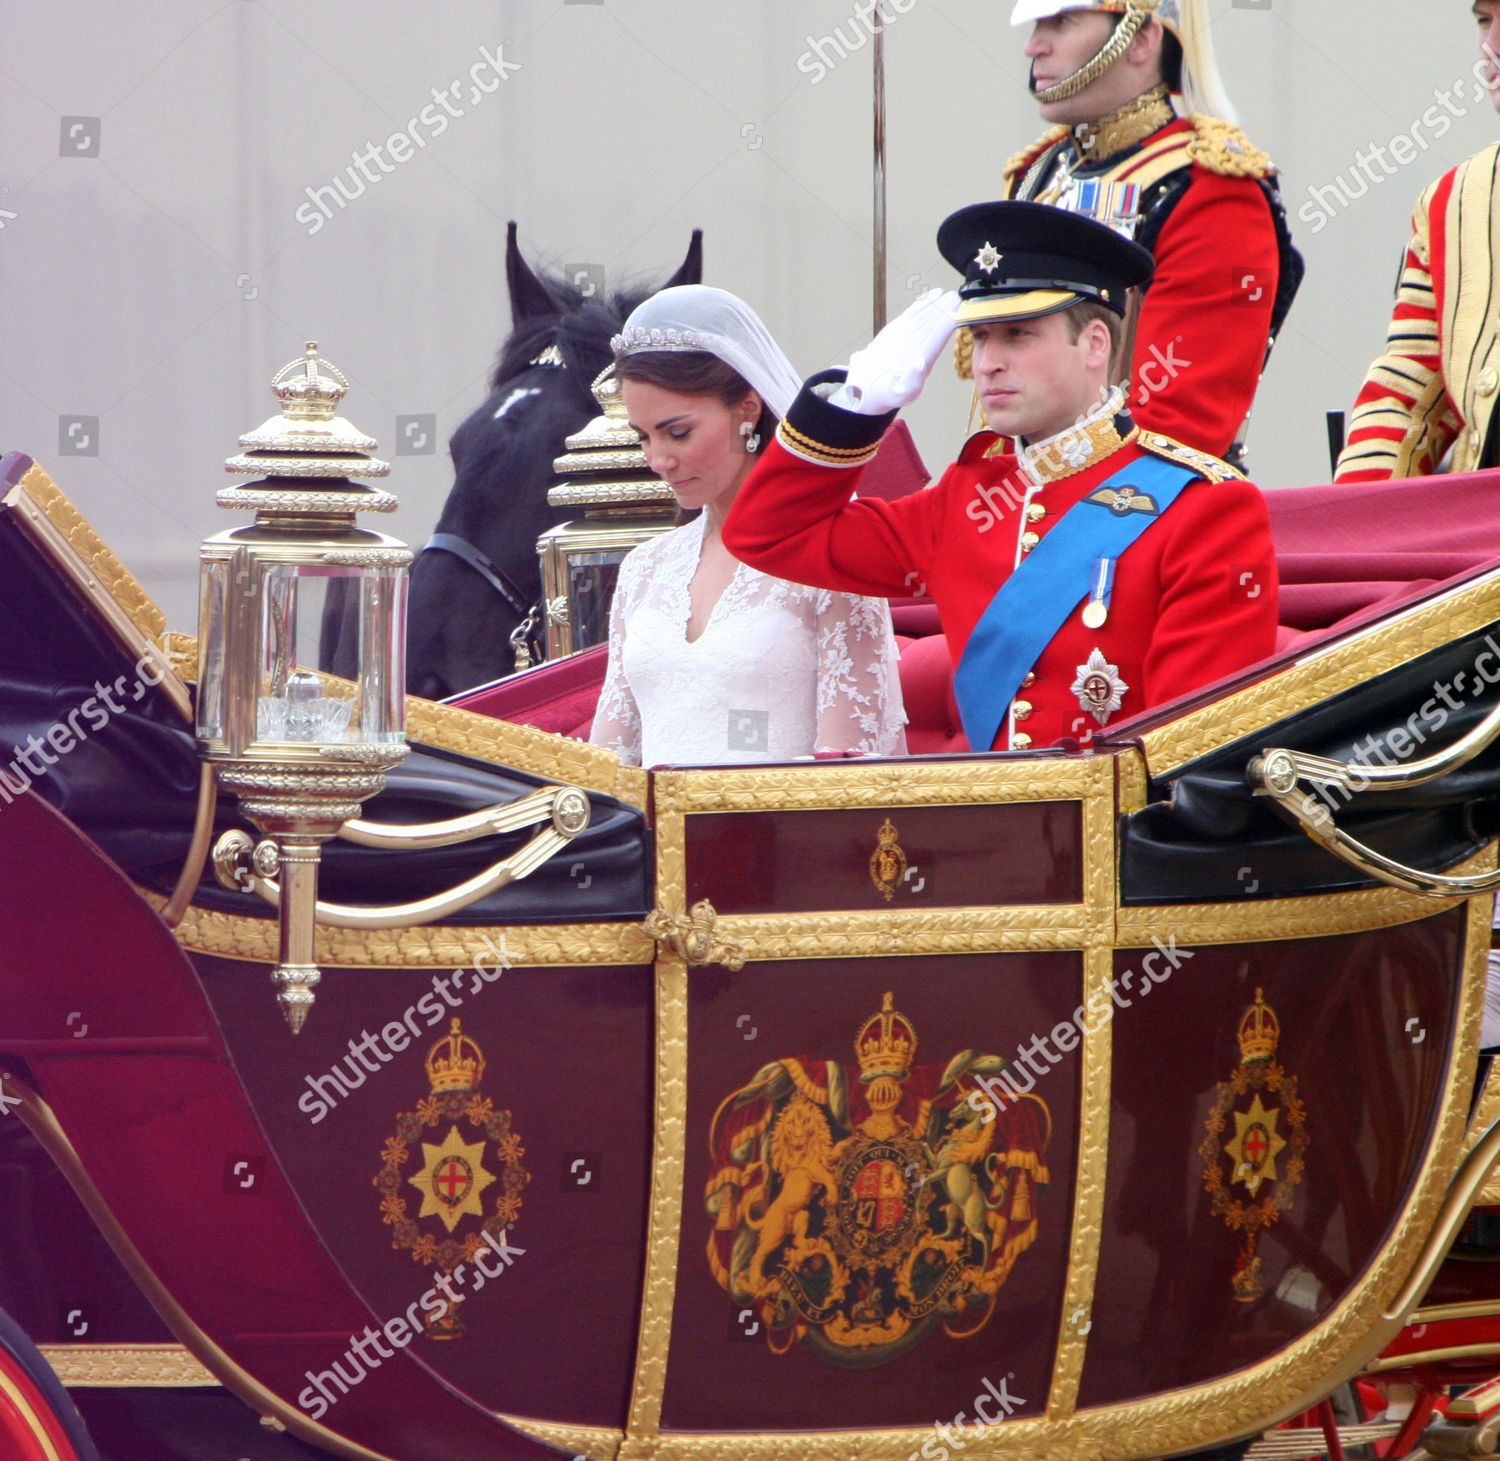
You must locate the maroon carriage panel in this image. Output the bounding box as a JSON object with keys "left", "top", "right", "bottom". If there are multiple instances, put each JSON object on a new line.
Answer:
{"left": 197, "top": 949, "right": 654, "bottom": 1427}
{"left": 1080, "top": 909, "right": 1466, "bottom": 1407}
{"left": 683, "top": 801, "right": 1084, "bottom": 914}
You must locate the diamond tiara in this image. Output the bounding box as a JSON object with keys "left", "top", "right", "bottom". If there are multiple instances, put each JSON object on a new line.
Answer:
{"left": 610, "top": 325, "right": 706, "bottom": 356}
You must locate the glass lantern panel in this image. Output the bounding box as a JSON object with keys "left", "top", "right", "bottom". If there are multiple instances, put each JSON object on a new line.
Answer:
{"left": 256, "top": 563, "right": 403, "bottom": 746}
{"left": 195, "top": 558, "right": 230, "bottom": 744}
{"left": 357, "top": 567, "right": 407, "bottom": 740}
{"left": 568, "top": 551, "right": 627, "bottom": 654}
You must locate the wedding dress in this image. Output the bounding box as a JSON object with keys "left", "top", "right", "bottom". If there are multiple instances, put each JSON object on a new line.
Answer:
{"left": 589, "top": 515, "right": 907, "bottom": 767}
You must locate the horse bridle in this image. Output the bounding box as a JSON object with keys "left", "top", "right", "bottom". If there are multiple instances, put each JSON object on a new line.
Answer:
{"left": 422, "top": 533, "right": 544, "bottom": 670}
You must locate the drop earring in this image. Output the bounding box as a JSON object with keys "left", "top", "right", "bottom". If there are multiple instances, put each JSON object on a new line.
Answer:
{"left": 740, "top": 419, "right": 760, "bottom": 454}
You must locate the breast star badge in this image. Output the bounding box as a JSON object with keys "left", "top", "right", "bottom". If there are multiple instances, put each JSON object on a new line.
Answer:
{"left": 1071, "top": 648, "right": 1128, "bottom": 726}
{"left": 973, "top": 241, "right": 1004, "bottom": 274}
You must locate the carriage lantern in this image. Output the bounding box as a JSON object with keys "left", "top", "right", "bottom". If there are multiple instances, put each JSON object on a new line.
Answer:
{"left": 195, "top": 342, "right": 412, "bottom": 1032}
{"left": 535, "top": 366, "right": 677, "bottom": 663}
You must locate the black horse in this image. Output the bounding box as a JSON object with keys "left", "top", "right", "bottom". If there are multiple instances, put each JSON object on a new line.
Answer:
{"left": 402, "top": 223, "right": 703, "bottom": 700}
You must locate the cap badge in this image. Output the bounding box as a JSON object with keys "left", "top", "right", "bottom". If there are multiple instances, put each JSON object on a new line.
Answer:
{"left": 973, "top": 241, "right": 1004, "bottom": 274}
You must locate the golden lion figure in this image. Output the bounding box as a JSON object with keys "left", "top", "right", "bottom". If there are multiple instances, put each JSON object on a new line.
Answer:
{"left": 742, "top": 1096, "right": 839, "bottom": 1296}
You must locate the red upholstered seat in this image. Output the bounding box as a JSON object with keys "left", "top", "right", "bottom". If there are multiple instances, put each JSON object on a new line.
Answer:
{"left": 895, "top": 632, "right": 966, "bottom": 754}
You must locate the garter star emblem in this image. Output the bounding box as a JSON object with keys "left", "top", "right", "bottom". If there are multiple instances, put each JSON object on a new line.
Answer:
{"left": 373, "top": 1017, "right": 530, "bottom": 1338}
{"left": 1199, "top": 989, "right": 1309, "bottom": 1302}
{"left": 1071, "top": 648, "right": 1128, "bottom": 726}
{"left": 868, "top": 817, "right": 907, "bottom": 903}
{"left": 973, "top": 241, "right": 1004, "bottom": 274}
{"left": 705, "top": 992, "right": 1051, "bottom": 1367}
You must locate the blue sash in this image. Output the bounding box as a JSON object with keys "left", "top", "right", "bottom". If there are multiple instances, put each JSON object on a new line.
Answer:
{"left": 952, "top": 455, "right": 1198, "bottom": 751}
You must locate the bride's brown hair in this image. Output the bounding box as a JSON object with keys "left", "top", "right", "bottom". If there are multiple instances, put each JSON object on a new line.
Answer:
{"left": 614, "top": 350, "right": 777, "bottom": 454}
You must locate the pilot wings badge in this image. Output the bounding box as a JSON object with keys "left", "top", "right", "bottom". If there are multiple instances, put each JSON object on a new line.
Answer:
{"left": 1198, "top": 989, "right": 1308, "bottom": 1302}
{"left": 373, "top": 1017, "right": 530, "bottom": 1338}
{"left": 706, "top": 992, "right": 1051, "bottom": 1366}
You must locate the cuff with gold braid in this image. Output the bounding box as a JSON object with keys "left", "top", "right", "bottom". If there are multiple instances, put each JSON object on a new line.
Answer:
{"left": 776, "top": 370, "right": 896, "bottom": 470}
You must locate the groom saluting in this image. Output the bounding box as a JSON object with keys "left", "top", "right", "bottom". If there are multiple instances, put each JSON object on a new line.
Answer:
{"left": 724, "top": 202, "right": 1277, "bottom": 752}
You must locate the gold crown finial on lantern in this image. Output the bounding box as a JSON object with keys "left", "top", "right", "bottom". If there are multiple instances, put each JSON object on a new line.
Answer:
{"left": 223, "top": 341, "right": 392, "bottom": 486}
{"left": 1237, "top": 988, "right": 1280, "bottom": 1064}
{"left": 270, "top": 341, "right": 348, "bottom": 421}
{"left": 427, "top": 1017, "right": 485, "bottom": 1093}
{"left": 856, "top": 992, "right": 917, "bottom": 1082}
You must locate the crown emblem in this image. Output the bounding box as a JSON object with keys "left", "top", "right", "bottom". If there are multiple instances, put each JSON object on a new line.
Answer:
{"left": 856, "top": 992, "right": 917, "bottom": 1082}
{"left": 426, "top": 1017, "right": 486, "bottom": 1093}
{"left": 1237, "top": 989, "right": 1280, "bottom": 1064}
{"left": 270, "top": 341, "right": 349, "bottom": 420}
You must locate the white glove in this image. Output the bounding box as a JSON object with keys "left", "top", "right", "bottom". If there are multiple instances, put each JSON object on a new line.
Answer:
{"left": 831, "top": 288, "right": 961, "bottom": 415}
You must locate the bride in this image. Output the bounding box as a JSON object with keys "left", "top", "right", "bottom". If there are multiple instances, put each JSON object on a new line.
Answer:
{"left": 589, "top": 285, "right": 907, "bottom": 766}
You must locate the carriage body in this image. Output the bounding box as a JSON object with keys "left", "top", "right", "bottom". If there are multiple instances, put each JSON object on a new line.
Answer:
{"left": 4, "top": 452, "right": 1500, "bottom": 1459}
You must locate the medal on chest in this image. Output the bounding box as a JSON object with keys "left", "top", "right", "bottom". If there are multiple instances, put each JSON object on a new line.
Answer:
{"left": 1071, "top": 648, "right": 1128, "bottom": 726}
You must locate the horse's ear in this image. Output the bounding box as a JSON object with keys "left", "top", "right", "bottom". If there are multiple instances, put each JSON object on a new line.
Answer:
{"left": 506, "top": 220, "right": 557, "bottom": 323}
{"left": 664, "top": 229, "right": 704, "bottom": 289}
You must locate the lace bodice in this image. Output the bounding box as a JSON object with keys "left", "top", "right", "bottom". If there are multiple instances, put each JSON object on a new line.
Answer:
{"left": 589, "top": 516, "right": 907, "bottom": 767}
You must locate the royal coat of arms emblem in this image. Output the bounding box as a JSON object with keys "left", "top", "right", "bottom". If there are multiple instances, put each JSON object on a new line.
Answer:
{"left": 1199, "top": 989, "right": 1309, "bottom": 1301}
{"left": 373, "top": 1017, "right": 530, "bottom": 1337}
{"left": 706, "top": 992, "right": 1051, "bottom": 1365}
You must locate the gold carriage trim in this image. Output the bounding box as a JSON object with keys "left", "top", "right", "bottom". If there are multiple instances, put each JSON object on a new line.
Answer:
{"left": 6, "top": 462, "right": 167, "bottom": 643}
{"left": 38, "top": 1344, "right": 217, "bottom": 1388}
{"left": 142, "top": 889, "right": 654, "bottom": 968}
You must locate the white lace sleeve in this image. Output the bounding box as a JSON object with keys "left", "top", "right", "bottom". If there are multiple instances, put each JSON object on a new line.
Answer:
{"left": 811, "top": 588, "right": 908, "bottom": 756}
{"left": 588, "top": 553, "right": 644, "bottom": 765}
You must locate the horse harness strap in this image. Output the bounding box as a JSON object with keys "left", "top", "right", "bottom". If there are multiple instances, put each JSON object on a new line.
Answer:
{"left": 423, "top": 534, "right": 534, "bottom": 621}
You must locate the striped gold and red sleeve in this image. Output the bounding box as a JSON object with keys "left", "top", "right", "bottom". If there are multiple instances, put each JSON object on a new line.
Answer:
{"left": 1335, "top": 172, "right": 1462, "bottom": 483}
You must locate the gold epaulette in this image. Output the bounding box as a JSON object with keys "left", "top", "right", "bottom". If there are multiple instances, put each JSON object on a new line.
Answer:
{"left": 1185, "top": 115, "right": 1274, "bottom": 180}
{"left": 1137, "top": 430, "right": 1246, "bottom": 483}
{"left": 1003, "top": 126, "right": 1070, "bottom": 188}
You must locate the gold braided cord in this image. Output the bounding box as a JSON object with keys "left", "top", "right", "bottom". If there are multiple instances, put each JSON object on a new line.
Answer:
{"left": 1033, "top": 2, "right": 1152, "bottom": 105}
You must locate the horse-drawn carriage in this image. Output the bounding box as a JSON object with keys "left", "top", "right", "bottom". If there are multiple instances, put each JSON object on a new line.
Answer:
{"left": 9, "top": 343, "right": 1500, "bottom": 1461}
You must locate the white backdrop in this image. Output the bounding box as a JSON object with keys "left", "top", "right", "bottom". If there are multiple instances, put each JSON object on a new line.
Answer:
{"left": 3, "top": 1, "right": 1496, "bottom": 630}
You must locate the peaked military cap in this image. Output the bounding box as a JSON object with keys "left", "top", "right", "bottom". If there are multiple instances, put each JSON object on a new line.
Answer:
{"left": 937, "top": 199, "right": 1154, "bottom": 325}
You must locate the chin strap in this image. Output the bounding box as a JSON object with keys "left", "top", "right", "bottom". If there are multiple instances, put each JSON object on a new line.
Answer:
{"left": 1032, "top": 0, "right": 1155, "bottom": 105}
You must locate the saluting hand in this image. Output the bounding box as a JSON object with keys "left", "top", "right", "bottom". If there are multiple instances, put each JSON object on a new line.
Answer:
{"left": 832, "top": 288, "right": 961, "bottom": 415}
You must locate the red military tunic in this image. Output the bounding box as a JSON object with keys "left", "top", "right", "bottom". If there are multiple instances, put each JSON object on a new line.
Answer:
{"left": 724, "top": 376, "right": 1279, "bottom": 752}
{"left": 1003, "top": 114, "right": 1296, "bottom": 459}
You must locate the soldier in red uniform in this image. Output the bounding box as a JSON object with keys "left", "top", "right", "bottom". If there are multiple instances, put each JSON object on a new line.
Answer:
{"left": 724, "top": 202, "right": 1278, "bottom": 754}
{"left": 989, "top": 0, "right": 1303, "bottom": 463}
